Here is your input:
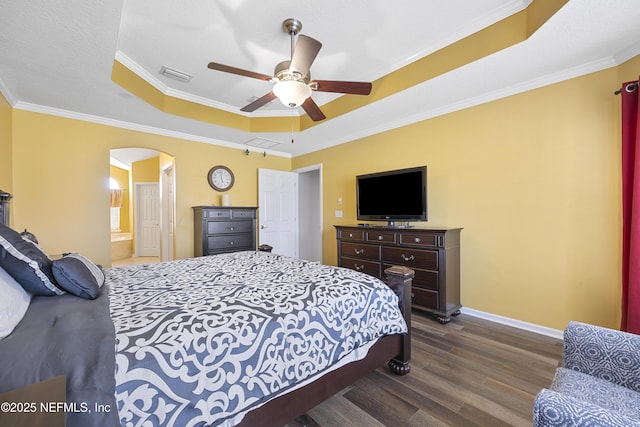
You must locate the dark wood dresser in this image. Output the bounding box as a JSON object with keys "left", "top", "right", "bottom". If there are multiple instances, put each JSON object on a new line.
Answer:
{"left": 0, "top": 190, "right": 11, "bottom": 226}
{"left": 193, "top": 206, "right": 257, "bottom": 256}
{"left": 335, "top": 225, "right": 462, "bottom": 323}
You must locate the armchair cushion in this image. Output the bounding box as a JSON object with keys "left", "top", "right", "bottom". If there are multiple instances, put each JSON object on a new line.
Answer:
{"left": 551, "top": 367, "right": 640, "bottom": 419}
{"left": 534, "top": 321, "right": 640, "bottom": 426}
{"left": 534, "top": 389, "right": 640, "bottom": 427}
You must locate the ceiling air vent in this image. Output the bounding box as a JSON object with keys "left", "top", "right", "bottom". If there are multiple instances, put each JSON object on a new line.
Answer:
{"left": 159, "top": 66, "right": 192, "bottom": 83}
{"left": 244, "top": 138, "right": 281, "bottom": 149}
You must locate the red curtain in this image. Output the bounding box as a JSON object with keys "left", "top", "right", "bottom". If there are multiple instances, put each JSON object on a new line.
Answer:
{"left": 621, "top": 78, "right": 640, "bottom": 333}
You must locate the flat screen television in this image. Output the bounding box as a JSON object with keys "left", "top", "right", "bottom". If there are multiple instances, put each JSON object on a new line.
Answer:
{"left": 356, "top": 166, "right": 427, "bottom": 226}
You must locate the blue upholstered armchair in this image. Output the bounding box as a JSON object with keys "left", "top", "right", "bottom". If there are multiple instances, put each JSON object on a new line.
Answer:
{"left": 533, "top": 321, "right": 640, "bottom": 426}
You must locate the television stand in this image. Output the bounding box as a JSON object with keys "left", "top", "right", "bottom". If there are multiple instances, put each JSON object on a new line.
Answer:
{"left": 336, "top": 225, "right": 462, "bottom": 324}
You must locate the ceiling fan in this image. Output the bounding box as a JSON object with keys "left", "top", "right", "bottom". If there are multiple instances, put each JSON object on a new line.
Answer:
{"left": 207, "top": 18, "right": 372, "bottom": 122}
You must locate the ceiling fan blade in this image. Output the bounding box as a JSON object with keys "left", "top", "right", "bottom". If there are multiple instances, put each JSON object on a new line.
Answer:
{"left": 240, "top": 92, "right": 277, "bottom": 112}
{"left": 290, "top": 35, "right": 322, "bottom": 77}
{"left": 301, "top": 97, "right": 326, "bottom": 122}
{"left": 207, "top": 62, "right": 273, "bottom": 81}
{"left": 312, "top": 80, "right": 372, "bottom": 95}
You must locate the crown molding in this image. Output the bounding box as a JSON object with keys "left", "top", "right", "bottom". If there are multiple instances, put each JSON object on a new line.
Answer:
{"left": 115, "top": 51, "right": 234, "bottom": 112}
{"left": 115, "top": 51, "right": 302, "bottom": 119}
{"left": 613, "top": 41, "right": 640, "bottom": 65}
{"left": 293, "top": 56, "right": 620, "bottom": 156}
{"left": 12, "top": 101, "right": 292, "bottom": 158}
{"left": 0, "top": 76, "right": 17, "bottom": 106}
{"left": 10, "top": 52, "right": 631, "bottom": 160}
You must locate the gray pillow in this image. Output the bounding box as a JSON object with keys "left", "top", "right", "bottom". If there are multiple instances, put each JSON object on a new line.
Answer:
{"left": 52, "top": 254, "right": 104, "bottom": 300}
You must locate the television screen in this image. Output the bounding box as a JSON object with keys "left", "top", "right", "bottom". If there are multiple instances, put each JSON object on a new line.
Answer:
{"left": 356, "top": 166, "right": 427, "bottom": 225}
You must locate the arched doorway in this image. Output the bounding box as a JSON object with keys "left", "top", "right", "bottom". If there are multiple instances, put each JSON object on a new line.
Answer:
{"left": 109, "top": 148, "right": 176, "bottom": 266}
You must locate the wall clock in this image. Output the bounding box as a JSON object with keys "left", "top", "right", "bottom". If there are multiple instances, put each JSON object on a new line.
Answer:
{"left": 207, "top": 165, "right": 235, "bottom": 192}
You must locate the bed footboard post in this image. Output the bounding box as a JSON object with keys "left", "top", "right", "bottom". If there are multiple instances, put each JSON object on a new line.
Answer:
{"left": 384, "top": 265, "right": 414, "bottom": 375}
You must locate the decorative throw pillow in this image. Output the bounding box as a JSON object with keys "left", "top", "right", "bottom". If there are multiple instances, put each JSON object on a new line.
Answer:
{"left": 52, "top": 253, "right": 104, "bottom": 300}
{"left": 0, "top": 266, "right": 32, "bottom": 339}
{"left": 0, "top": 224, "right": 63, "bottom": 296}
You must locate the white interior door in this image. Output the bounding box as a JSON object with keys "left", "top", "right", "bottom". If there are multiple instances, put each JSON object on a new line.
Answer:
{"left": 258, "top": 168, "right": 298, "bottom": 257}
{"left": 135, "top": 182, "right": 160, "bottom": 257}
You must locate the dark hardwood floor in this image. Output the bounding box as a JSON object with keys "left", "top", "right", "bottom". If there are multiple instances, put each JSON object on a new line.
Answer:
{"left": 287, "top": 311, "right": 563, "bottom": 427}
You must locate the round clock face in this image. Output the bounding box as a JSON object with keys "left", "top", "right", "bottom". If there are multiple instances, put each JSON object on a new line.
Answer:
{"left": 207, "top": 166, "right": 235, "bottom": 191}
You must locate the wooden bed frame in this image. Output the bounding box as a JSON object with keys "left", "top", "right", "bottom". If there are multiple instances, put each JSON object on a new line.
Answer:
{"left": 237, "top": 265, "right": 414, "bottom": 427}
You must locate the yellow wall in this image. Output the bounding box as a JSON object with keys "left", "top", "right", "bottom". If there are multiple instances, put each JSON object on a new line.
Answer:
{"left": 132, "top": 156, "right": 159, "bottom": 183}
{"left": 293, "top": 56, "right": 640, "bottom": 331}
{"left": 0, "top": 92, "right": 12, "bottom": 203}
{"left": 10, "top": 111, "right": 290, "bottom": 265}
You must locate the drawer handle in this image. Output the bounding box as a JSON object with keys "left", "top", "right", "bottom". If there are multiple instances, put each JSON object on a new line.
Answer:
{"left": 378, "top": 235, "right": 383, "bottom": 240}
{"left": 415, "top": 237, "right": 422, "bottom": 243}
{"left": 354, "top": 248, "right": 364, "bottom": 255}
{"left": 354, "top": 264, "right": 365, "bottom": 271}
{"left": 229, "top": 241, "right": 235, "bottom": 245}
{"left": 228, "top": 226, "right": 235, "bottom": 231}
{"left": 401, "top": 254, "right": 415, "bottom": 262}
{"left": 348, "top": 233, "right": 354, "bottom": 237}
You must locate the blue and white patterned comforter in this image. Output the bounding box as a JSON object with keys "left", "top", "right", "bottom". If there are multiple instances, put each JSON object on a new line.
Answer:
{"left": 106, "top": 251, "right": 407, "bottom": 426}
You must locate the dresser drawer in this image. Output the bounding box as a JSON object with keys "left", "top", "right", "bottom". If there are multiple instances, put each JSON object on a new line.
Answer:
{"left": 203, "top": 209, "right": 231, "bottom": 219}
{"left": 366, "top": 231, "right": 396, "bottom": 244}
{"left": 384, "top": 264, "right": 438, "bottom": 290}
{"left": 207, "top": 233, "right": 254, "bottom": 250}
{"left": 206, "top": 220, "right": 253, "bottom": 235}
{"left": 412, "top": 287, "right": 439, "bottom": 310}
{"left": 341, "top": 242, "right": 380, "bottom": 261}
{"left": 413, "top": 269, "right": 439, "bottom": 290}
{"left": 382, "top": 246, "right": 438, "bottom": 270}
{"left": 399, "top": 232, "right": 440, "bottom": 248}
{"left": 339, "top": 229, "right": 364, "bottom": 241}
{"left": 341, "top": 257, "right": 381, "bottom": 277}
{"left": 231, "top": 209, "right": 256, "bottom": 219}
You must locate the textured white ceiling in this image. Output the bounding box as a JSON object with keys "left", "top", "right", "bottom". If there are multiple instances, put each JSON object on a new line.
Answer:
{"left": 1, "top": 0, "right": 639, "bottom": 159}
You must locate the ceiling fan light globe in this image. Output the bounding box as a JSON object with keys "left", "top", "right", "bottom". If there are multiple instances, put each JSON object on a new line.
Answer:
{"left": 273, "top": 80, "right": 311, "bottom": 108}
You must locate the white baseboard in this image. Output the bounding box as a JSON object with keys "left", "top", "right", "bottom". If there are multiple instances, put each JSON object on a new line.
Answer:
{"left": 461, "top": 307, "right": 564, "bottom": 340}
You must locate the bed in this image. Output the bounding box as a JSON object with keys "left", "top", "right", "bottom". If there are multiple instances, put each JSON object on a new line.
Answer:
{"left": 0, "top": 223, "right": 412, "bottom": 427}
